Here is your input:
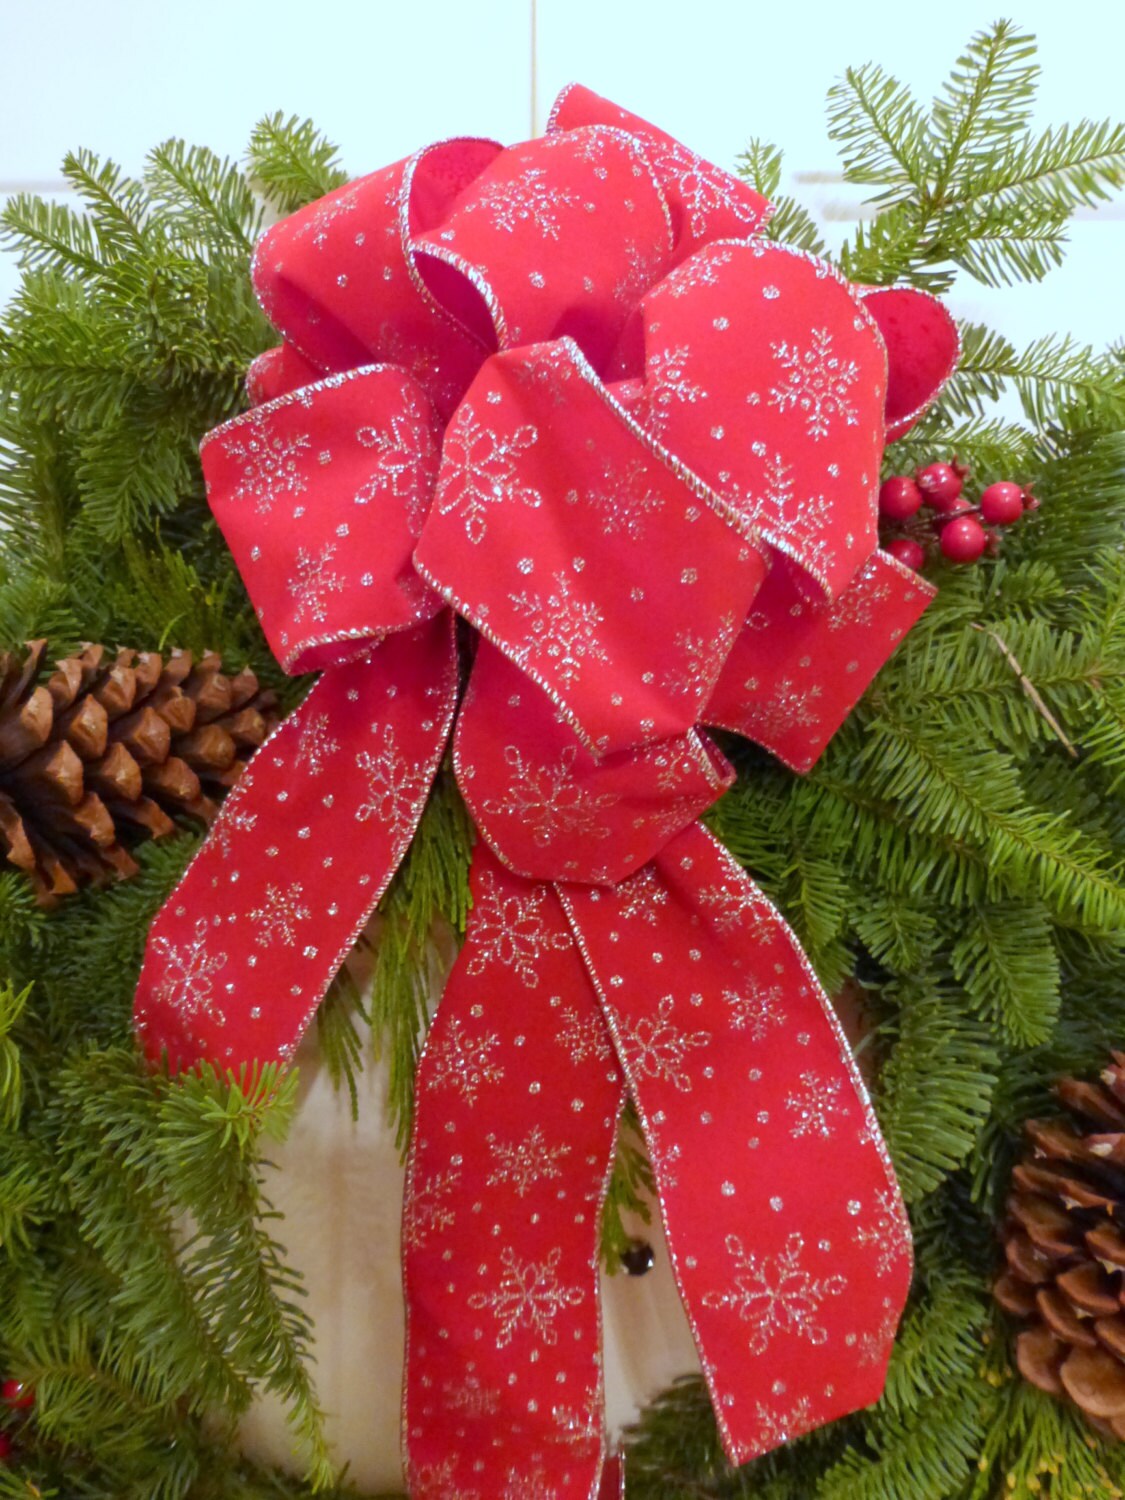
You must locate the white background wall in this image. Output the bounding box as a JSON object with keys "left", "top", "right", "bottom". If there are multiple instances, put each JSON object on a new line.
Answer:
{"left": 2, "top": 1, "right": 1122, "bottom": 1489}
{"left": 2, "top": 1, "right": 1124, "bottom": 350}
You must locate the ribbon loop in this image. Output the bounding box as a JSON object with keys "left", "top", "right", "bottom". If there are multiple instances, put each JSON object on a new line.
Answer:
{"left": 203, "top": 365, "right": 445, "bottom": 673}
{"left": 417, "top": 339, "right": 769, "bottom": 754}
{"left": 608, "top": 240, "right": 889, "bottom": 600}
{"left": 546, "top": 85, "right": 772, "bottom": 258}
{"left": 704, "top": 549, "right": 934, "bottom": 772}
{"left": 456, "top": 642, "right": 733, "bottom": 885}
{"left": 412, "top": 127, "right": 674, "bottom": 373}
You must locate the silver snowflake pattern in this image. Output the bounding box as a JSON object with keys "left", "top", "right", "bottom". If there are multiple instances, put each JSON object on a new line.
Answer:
{"left": 616, "top": 866, "right": 670, "bottom": 924}
{"left": 409, "top": 1456, "right": 481, "bottom": 1500}
{"left": 442, "top": 1373, "right": 500, "bottom": 1418}
{"left": 650, "top": 142, "right": 759, "bottom": 239}
{"left": 465, "top": 870, "right": 571, "bottom": 988}
{"left": 646, "top": 1129, "right": 682, "bottom": 1190}
{"left": 552, "top": 1391, "right": 601, "bottom": 1448}
{"left": 616, "top": 994, "right": 711, "bottom": 1092}
{"left": 569, "top": 454, "right": 665, "bottom": 541}
{"left": 853, "top": 1188, "right": 911, "bottom": 1277}
{"left": 612, "top": 238, "right": 665, "bottom": 306}
{"left": 375, "top": 320, "right": 456, "bottom": 412}
{"left": 731, "top": 451, "right": 839, "bottom": 580}
{"left": 150, "top": 917, "right": 227, "bottom": 1022}
{"left": 722, "top": 980, "right": 786, "bottom": 1042}
{"left": 295, "top": 712, "right": 339, "bottom": 777}
{"left": 356, "top": 403, "right": 436, "bottom": 533}
{"left": 502, "top": 1468, "right": 558, "bottom": 1500}
{"left": 248, "top": 881, "right": 311, "bottom": 948}
{"left": 435, "top": 404, "right": 540, "bottom": 544}
{"left": 214, "top": 804, "right": 258, "bottom": 860}
{"left": 702, "top": 1232, "right": 846, "bottom": 1355}
{"left": 662, "top": 612, "right": 737, "bottom": 700}
{"left": 651, "top": 737, "right": 702, "bottom": 796}
{"left": 698, "top": 878, "right": 777, "bottom": 940}
{"left": 785, "top": 1070, "right": 849, "bottom": 1139}
{"left": 293, "top": 182, "right": 361, "bottom": 249}
{"left": 486, "top": 1125, "right": 571, "bottom": 1198}
{"left": 768, "top": 328, "right": 860, "bottom": 441}
{"left": 464, "top": 165, "right": 579, "bottom": 240}
{"left": 742, "top": 676, "right": 823, "bottom": 741}
{"left": 827, "top": 565, "right": 892, "bottom": 633}
{"left": 661, "top": 245, "right": 735, "bottom": 300}
{"left": 509, "top": 571, "right": 609, "bottom": 693}
{"left": 554, "top": 1006, "right": 614, "bottom": 1065}
{"left": 427, "top": 1017, "right": 504, "bottom": 1106}
{"left": 754, "top": 1396, "right": 815, "bottom": 1449}
{"left": 859, "top": 1297, "right": 901, "bottom": 1367}
{"left": 467, "top": 1246, "right": 585, "bottom": 1347}
{"left": 637, "top": 344, "right": 707, "bottom": 436}
{"left": 355, "top": 724, "right": 430, "bottom": 847}
{"left": 222, "top": 415, "right": 310, "bottom": 515}
{"left": 288, "top": 543, "right": 344, "bottom": 626}
{"left": 481, "top": 743, "right": 616, "bottom": 848}
{"left": 404, "top": 1166, "right": 461, "bottom": 1249}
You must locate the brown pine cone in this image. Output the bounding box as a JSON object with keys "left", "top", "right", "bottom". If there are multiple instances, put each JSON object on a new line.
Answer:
{"left": 994, "top": 1053, "right": 1125, "bottom": 1439}
{"left": 0, "top": 641, "right": 279, "bottom": 905}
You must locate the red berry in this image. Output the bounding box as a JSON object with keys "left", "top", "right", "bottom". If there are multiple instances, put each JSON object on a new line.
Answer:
{"left": 886, "top": 537, "right": 926, "bottom": 571}
{"left": 1, "top": 1381, "right": 32, "bottom": 1411}
{"left": 979, "top": 481, "right": 1024, "bottom": 526}
{"left": 878, "top": 476, "right": 923, "bottom": 521}
{"left": 916, "top": 462, "right": 964, "bottom": 509}
{"left": 939, "top": 516, "right": 987, "bottom": 563}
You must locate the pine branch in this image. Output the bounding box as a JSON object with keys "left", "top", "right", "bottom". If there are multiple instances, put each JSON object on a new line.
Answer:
{"left": 599, "top": 1099, "right": 655, "bottom": 1274}
{"left": 247, "top": 115, "right": 349, "bottom": 216}
{"left": 949, "top": 900, "right": 1060, "bottom": 1046}
{"left": 0, "top": 195, "right": 101, "bottom": 278}
{"left": 815, "top": 1379, "right": 986, "bottom": 1500}
{"left": 928, "top": 22, "right": 1039, "bottom": 200}
{"left": 368, "top": 765, "right": 474, "bottom": 1151}
{"left": 878, "top": 979, "right": 998, "bottom": 1202}
{"left": 954, "top": 118, "right": 1125, "bottom": 215}
{"left": 60, "top": 150, "right": 152, "bottom": 262}
{"left": 144, "top": 142, "right": 262, "bottom": 256}
{"left": 827, "top": 64, "right": 930, "bottom": 199}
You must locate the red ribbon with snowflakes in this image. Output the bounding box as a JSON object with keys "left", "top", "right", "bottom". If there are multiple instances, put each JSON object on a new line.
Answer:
{"left": 133, "top": 84, "right": 959, "bottom": 1498}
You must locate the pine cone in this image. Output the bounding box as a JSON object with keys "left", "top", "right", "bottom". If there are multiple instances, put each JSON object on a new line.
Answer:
{"left": 995, "top": 1054, "right": 1125, "bottom": 1438}
{"left": 0, "top": 641, "right": 279, "bottom": 905}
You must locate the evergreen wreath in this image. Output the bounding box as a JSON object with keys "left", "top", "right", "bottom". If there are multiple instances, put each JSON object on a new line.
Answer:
{"left": 1, "top": 19, "right": 1124, "bottom": 1499}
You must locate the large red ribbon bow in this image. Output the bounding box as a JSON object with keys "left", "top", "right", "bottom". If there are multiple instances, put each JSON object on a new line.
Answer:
{"left": 134, "top": 85, "right": 958, "bottom": 1498}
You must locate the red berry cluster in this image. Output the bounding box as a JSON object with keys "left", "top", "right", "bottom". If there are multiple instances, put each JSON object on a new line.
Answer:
{"left": 879, "top": 460, "right": 1038, "bottom": 571}
{"left": 0, "top": 1379, "right": 34, "bottom": 1465}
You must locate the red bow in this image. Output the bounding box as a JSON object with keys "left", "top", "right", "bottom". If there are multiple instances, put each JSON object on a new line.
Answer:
{"left": 133, "top": 85, "right": 958, "bottom": 1497}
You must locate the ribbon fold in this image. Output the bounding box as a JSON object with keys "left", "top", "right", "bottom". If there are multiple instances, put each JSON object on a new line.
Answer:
{"left": 134, "top": 84, "right": 959, "bottom": 1498}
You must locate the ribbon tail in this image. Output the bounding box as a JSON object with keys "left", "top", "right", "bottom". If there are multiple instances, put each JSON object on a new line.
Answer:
{"left": 134, "top": 614, "right": 458, "bottom": 1073}
{"left": 403, "top": 841, "right": 624, "bottom": 1499}
{"left": 559, "top": 822, "right": 912, "bottom": 1465}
